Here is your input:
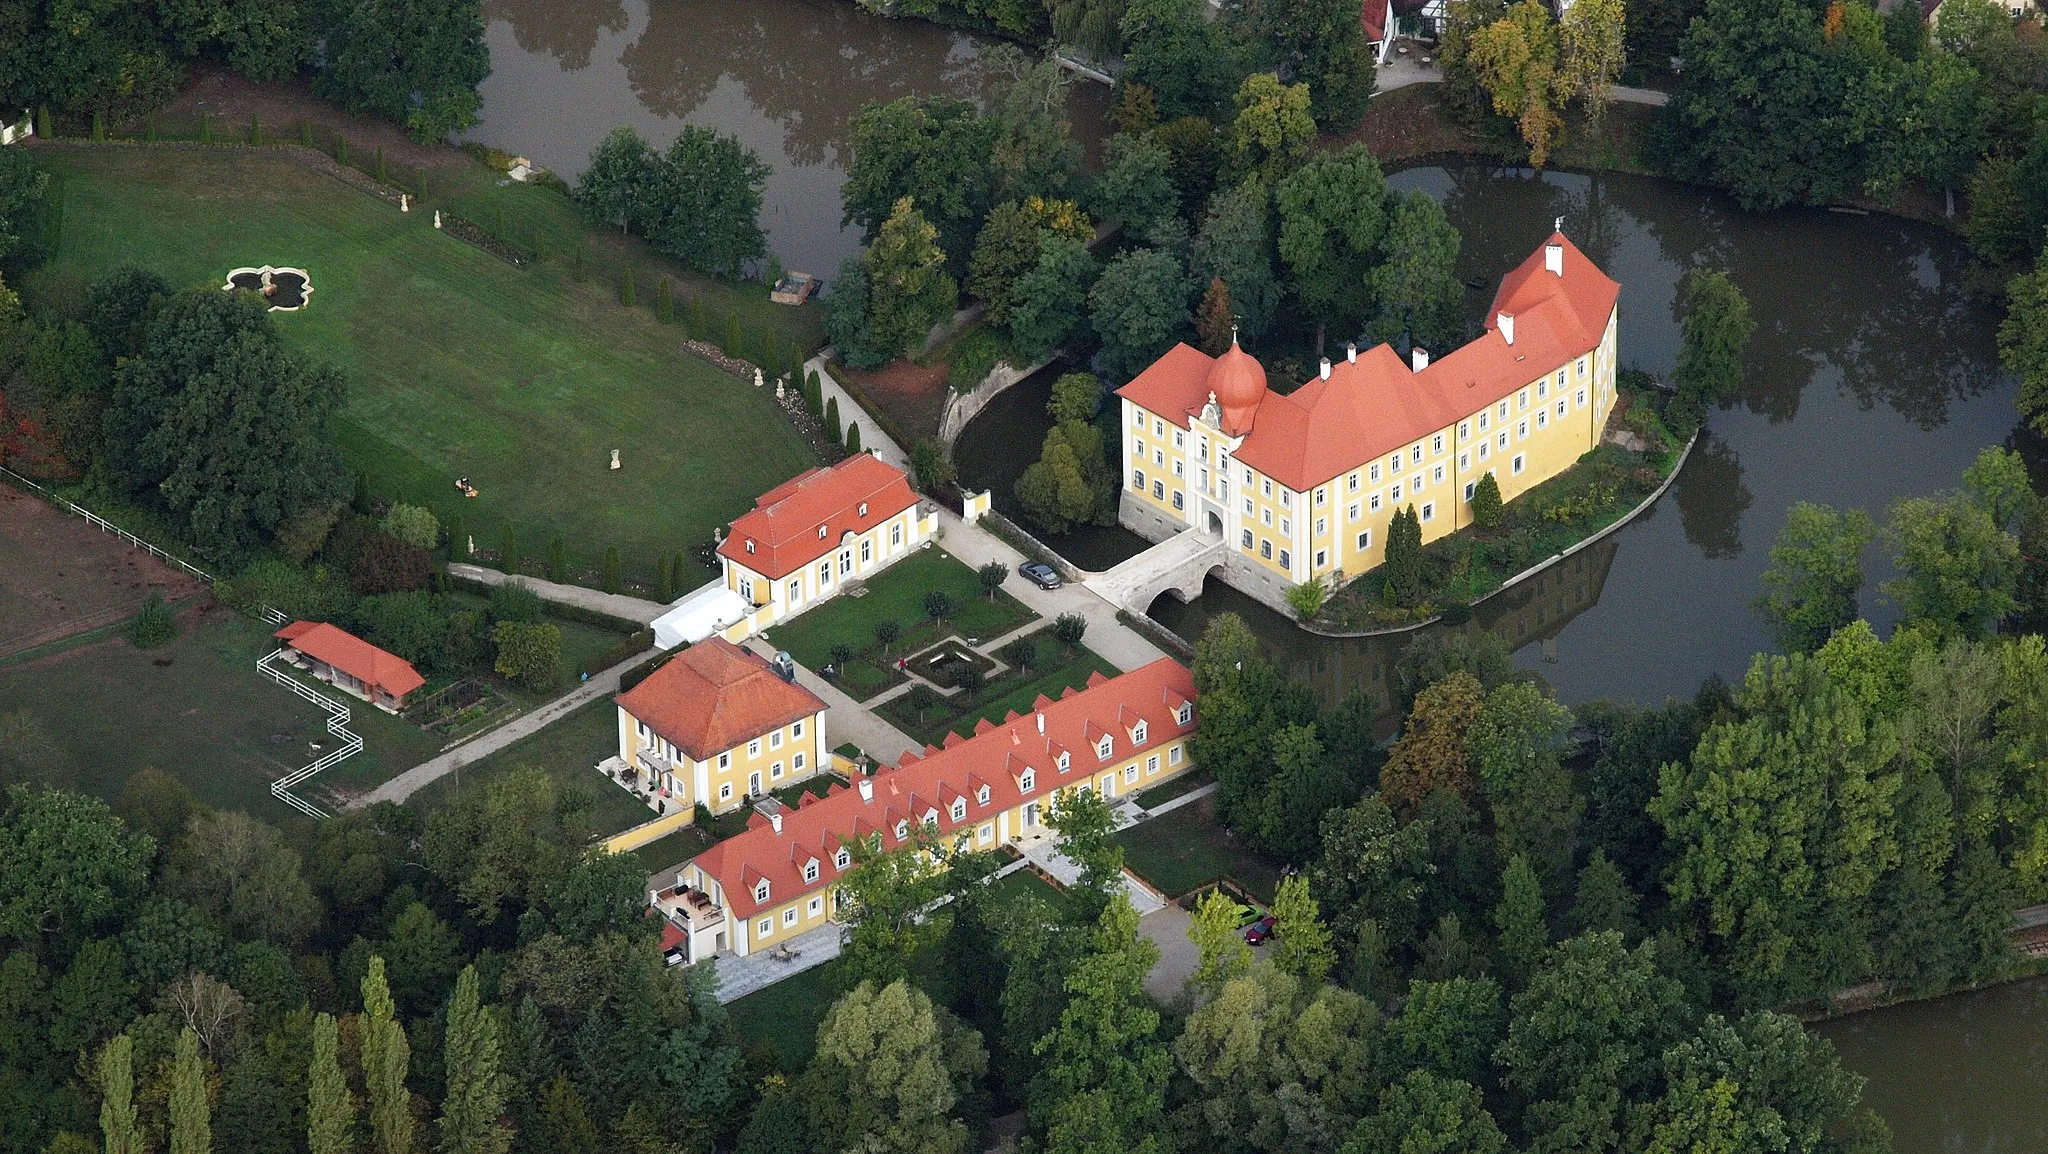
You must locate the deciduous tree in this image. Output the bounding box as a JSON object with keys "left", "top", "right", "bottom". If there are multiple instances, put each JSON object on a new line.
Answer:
{"left": 316, "top": 0, "right": 489, "bottom": 141}
{"left": 863, "top": 198, "right": 959, "bottom": 361}
{"left": 1009, "top": 235, "right": 1099, "bottom": 360}
{"left": 1370, "top": 191, "right": 1465, "bottom": 355}
{"left": 1088, "top": 247, "right": 1190, "bottom": 379}
{"left": 1380, "top": 671, "right": 1487, "bottom": 819}
{"left": 1227, "top": 74, "right": 1316, "bottom": 184}
{"left": 1277, "top": 145, "right": 1389, "bottom": 351}
{"left": 804, "top": 980, "right": 985, "bottom": 1154}
{"left": 1754, "top": 502, "right": 1875, "bottom": 653}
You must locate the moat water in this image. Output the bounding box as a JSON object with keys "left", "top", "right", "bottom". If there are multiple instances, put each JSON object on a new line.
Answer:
{"left": 466, "top": 0, "right": 1108, "bottom": 277}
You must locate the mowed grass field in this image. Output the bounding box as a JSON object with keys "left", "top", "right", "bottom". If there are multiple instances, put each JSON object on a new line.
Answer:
{"left": 0, "top": 608, "right": 444, "bottom": 821}
{"left": 30, "top": 146, "right": 818, "bottom": 587}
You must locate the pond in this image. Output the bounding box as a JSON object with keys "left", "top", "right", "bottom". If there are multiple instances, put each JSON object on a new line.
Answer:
{"left": 466, "top": 0, "right": 1110, "bottom": 277}
{"left": 1814, "top": 977, "right": 2048, "bottom": 1153}
{"left": 962, "top": 164, "right": 2022, "bottom": 712}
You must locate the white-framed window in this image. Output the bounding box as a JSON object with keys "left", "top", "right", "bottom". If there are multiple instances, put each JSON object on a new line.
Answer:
{"left": 1348, "top": 502, "right": 1360, "bottom": 522}
{"left": 1262, "top": 478, "right": 1273, "bottom": 497}
{"left": 1356, "top": 530, "right": 1370, "bottom": 550}
{"left": 748, "top": 739, "right": 761, "bottom": 757}
{"left": 1459, "top": 452, "right": 1470, "bottom": 471}
{"left": 1539, "top": 378, "right": 1549, "bottom": 398}
{"left": 1370, "top": 494, "right": 1382, "bottom": 512}
{"left": 1578, "top": 357, "right": 1588, "bottom": 377}
{"left": 745, "top": 539, "right": 756, "bottom": 554}
{"left": 769, "top": 730, "right": 784, "bottom": 750}
{"left": 1576, "top": 388, "right": 1587, "bottom": 408}
{"left": 1154, "top": 448, "right": 1164, "bottom": 466}
{"left": 1132, "top": 721, "right": 1147, "bottom": 744}
{"left": 783, "top": 908, "right": 798, "bottom": 926}
{"left": 1460, "top": 421, "right": 1471, "bottom": 440}
{"left": 1280, "top": 518, "right": 1290, "bottom": 536}
{"left": 858, "top": 501, "right": 869, "bottom": 518}
{"left": 1280, "top": 489, "right": 1292, "bottom": 508}
{"left": 1555, "top": 370, "right": 1565, "bottom": 389}
{"left": 1432, "top": 434, "right": 1444, "bottom": 454}
{"left": 1315, "top": 549, "right": 1327, "bottom": 567}
{"left": 976, "top": 784, "right": 990, "bottom": 805}
{"left": 1133, "top": 408, "right": 1145, "bottom": 427}
{"left": 1499, "top": 401, "right": 1509, "bottom": 419}
{"left": 1348, "top": 471, "right": 1360, "bottom": 491}
{"left": 1096, "top": 735, "right": 1113, "bottom": 760}
{"left": 1020, "top": 769, "right": 1036, "bottom": 791}
{"left": 1479, "top": 442, "right": 1490, "bottom": 460}
{"left": 1421, "top": 502, "right": 1435, "bottom": 523}
{"left": 1479, "top": 411, "right": 1490, "bottom": 431}
{"left": 1537, "top": 410, "right": 1548, "bottom": 429}
{"left": 804, "top": 860, "right": 819, "bottom": 883}
{"left": 1518, "top": 389, "right": 1529, "bottom": 410}
{"left": 860, "top": 538, "right": 872, "bottom": 563}
{"left": 786, "top": 579, "right": 801, "bottom": 603}
{"left": 835, "top": 846, "right": 851, "bottom": 869}
{"left": 1174, "top": 430, "right": 1185, "bottom": 448}
{"left": 755, "top": 880, "right": 771, "bottom": 902}
{"left": 1391, "top": 483, "right": 1403, "bottom": 502}
{"left": 817, "top": 525, "right": 828, "bottom": 540}
{"left": 1243, "top": 497, "right": 1254, "bottom": 515}
{"left": 1369, "top": 463, "right": 1382, "bottom": 482}
{"left": 1172, "top": 491, "right": 1184, "bottom": 510}
{"left": 793, "top": 752, "right": 806, "bottom": 771}
{"left": 1464, "top": 481, "right": 1476, "bottom": 500}
{"left": 1057, "top": 751, "right": 1070, "bottom": 771}
{"left": 1314, "top": 517, "right": 1326, "bottom": 536}
{"left": 1172, "top": 460, "right": 1184, "bottom": 477}
{"left": 1512, "top": 453, "right": 1526, "bottom": 475}
{"left": 1147, "top": 754, "right": 1160, "bottom": 773}
{"left": 819, "top": 561, "right": 832, "bottom": 586}
{"left": 1556, "top": 399, "right": 1567, "bottom": 418}
{"left": 1518, "top": 420, "right": 1529, "bottom": 440}
{"left": 718, "top": 751, "right": 732, "bottom": 770}
{"left": 1243, "top": 466, "right": 1253, "bottom": 484}
{"left": 758, "top": 917, "right": 772, "bottom": 938}
{"left": 1154, "top": 418, "right": 1164, "bottom": 435}
{"left": 979, "top": 823, "right": 993, "bottom": 842}
{"left": 1410, "top": 446, "right": 1423, "bottom": 465}
{"left": 950, "top": 798, "right": 966, "bottom": 821}
{"left": 1177, "top": 702, "right": 1193, "bottom": 725}
{"left": 1261, "top": 539, "right": 1273, "bottom": 559}
{"left": 1262, "top": 508, "right": 1273, "bottom": 526}
{"left": 1279, "top": 549, "right": 1291, "bottom": 568}
{"left": 1125, "top": 764, "right": 1139, "bottom": 783}
{"left": 1497, "top": 432, "right": 1509, "bottom": 450}
{"left": 1133, "top": 468, "right": 1146, "bottom": 489}
{"left": 771, "top": 761, "right": 784, "bottom": 780}
{"left": 891, "top": 522, "right": 903, "bottom": 547}
{"left": 809, "top": 896, "right": 823, "bottom": 916}
{"left": 894, "top": 819, "right": 909, "bottom": 841}
{"left": 1315, "top": 487, "right": 1327, "bottom": 506}
{"left": 719, "top": 782, "right": 733, "bottom": 800}
{"left": 1432, "top": 464, "right": 1445, "bottom": 484}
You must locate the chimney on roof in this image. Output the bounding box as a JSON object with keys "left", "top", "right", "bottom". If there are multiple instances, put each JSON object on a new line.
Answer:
{"left": 1498, "top": 312, "right": 1516, "bottom": 346}
{"left": 858, "top": 778, "right": 873, "bottom": 802}
{"left": 1037, "top": 712, "right": 1045, "bottom": 734}
{"left": 1345, "top": 342, "right": 1358, "bottom": 364}
{"left": 1411, "top": 347, "right": 1429, "bottom": 373}
{"left": 1545, "top": 241, "right": 1564, "bottom": 277}
{"left": 769, "top": 811, "right": 782, "bottom": 833}
{"left": 1318, "top": 356, "right": 1332, "bottom": 381}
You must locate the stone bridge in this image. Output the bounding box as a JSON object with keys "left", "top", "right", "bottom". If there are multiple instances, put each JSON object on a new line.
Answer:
{"left": 1083, "top": 528, "right": 1229, "bottom": 617}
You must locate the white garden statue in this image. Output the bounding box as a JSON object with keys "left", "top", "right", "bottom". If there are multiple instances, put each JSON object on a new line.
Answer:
{"left": 400, "top": 193, "right": 410, "bottom": 212}
{"left": 753, "top": 367, "right": 764, "bottom": 388}
{"left": 610, "top": 449, "right": 621, "bottom": 471}
{"left": 433, "top": 210, "right": 442, "bottom": 229}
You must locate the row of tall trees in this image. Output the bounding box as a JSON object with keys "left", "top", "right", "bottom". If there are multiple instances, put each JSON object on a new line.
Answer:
{"left": 0, "top": 766, "right": 743, "bottom": 1154}
{"left": 1, "top": 0, "right": 490, "bottom": 141}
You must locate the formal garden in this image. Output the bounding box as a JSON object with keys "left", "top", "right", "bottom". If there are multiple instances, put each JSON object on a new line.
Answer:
{"left": 874, "top": 624, "right": 1120, "bottom": 749}
{"left": 758, "top": 547, "right": 1037, "bottom": 700}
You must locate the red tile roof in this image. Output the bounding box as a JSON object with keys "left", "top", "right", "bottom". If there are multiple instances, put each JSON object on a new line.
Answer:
{"left": 1362, "top": 0, "right": 1389, "bottom": 46}
{"left": 1118, "top": 233, "right": 1620, "bottom": 493}
{"left": 683, "top": 658, "right": 1197, "bottom": 920}
{"left": 716, "top": 454, "right": 920, "bottom": 581}
{"left": 274, "top": 621, "right": 426, "bottom": 700}
{"left": 616, "top": 637, "right": 826, "bottom": 761}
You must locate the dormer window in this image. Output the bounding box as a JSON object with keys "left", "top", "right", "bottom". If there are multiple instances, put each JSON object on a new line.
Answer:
{"left": 804, "top": 860, "right": 819, "bottom": 884}
{"left": 1056, "top": 752, "right": 1069, "bottom": 772}
{"left": 1020, "top": 769, "right": 1035, "bottom": 792}
{"left": 754, "top": 880, "right": 771, "bottom": 903}
{"left": 950, "top": 798, "right": 966, "bottom": 821}
{"left": 1131, "top": 722, "right": 1147, "bottom": 745}
{"left": 976, "top": 785, "right": 990, "bottom": 805}
{"left": 1096, "top": 736, "right": 1113, "bottom": 760}
{"left": 745, "top": 539, "right": 755, "bottom": 554}
{"left": 895, "top": 819, "right": 909, "bottom": 841}
{"left": 923, "top": 807, "right": 938, "bottom": 828}
{"left": 818, "top": 525, "right": 828, "bottom": 539}
{"left": 858, "top": 502, "right": 869, "bottom": 517}
{"left": 1177, "top": 703, "right": 1193, "bottom": 725}
{"left": 834, "top": 847, "right": 851, "bottom": 869}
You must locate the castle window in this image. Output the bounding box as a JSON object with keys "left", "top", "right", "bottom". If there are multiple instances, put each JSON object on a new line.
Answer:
{"left": 1242, "top": 530, "right": 1254, "bottom": 549}
{"left": 1172, "top": 491, "right": 1184, "bottom": 510}
{"left": 1154, "top": 418, "right": 1164, "bottom": 436}
{"left": 1578, "top": 358, "right": 1588, "bottom": 377}
{"left": 1134, "top": 409, "right": 1145, "bottom": 427}
{"left": 1348, "top": 502, "right": 1360, "bottom": 521}
{"left": 1460, "top": 421, "right": 1470, "bottom": 440}
{"left": 1261, "top": 539, "right": 1273, "bottom": 559}
{"left": 1464, "top": 481, "right": 1476, "bottom": 501}
{"left": 1513, "top": 454, "right": 1526, "bottom": 475}
{"left": 1314, "top": 549, "right": 1326, "bottom": 567}
{"left": 1537, "top": 410, "right": 1548, "bottom": 429}
{"left": 1348, "top": 472, "right": 1360, "bottom": 491}
{"left": 1174, "top": 430, "right": 1184, "bottom": 448}
{"left": 1518, "top": 390, "right": 1529, "bottom": 410}
{"left": 836, "top": 847, "right": 851, "bottom": 869}
{"left": 1556, "top": 400, "right": 1567, "bottom": 418}
{"left": 1421, "top": 502, "right": 1435, "bottom": 523}
{"left": 1369, "top": 463, "right": 1381, "bottom": 482}
{"left": 1315, "top": 487, "right": 1326, "bottom": 505}
{"left": 1357, "top": 530, "right": 1370, "bottom": 550}
{"left": 818, "top": 525, "right": 828, "bottom": 539}
{"left": 1479, "top": 412, "right": 1489, "bottom": 431}
{"left": 1391, "top": 483, "right": 1402, "bottom": 502}
{"left": 1433, "top": 465, "right": 1445, "bottom": 484}
{"left": 1411, "top": 446, "right": 1423, "bottom": 465}
{"left": 1459, "top": 452, "right": 1470, "bottom": 470}
{"left": 1133, "top": 469, "right": 1146, "bottom": 489}
{"left": 1518, "top": 420, "right": 1529, "bottom": 440}
{"left": 1576, "top": 389, "right": 1586, "bottom": 408}
{"left": 745, "top": 540, "right": 755, "bottom": 554}
{"left": 1314, "top": 517, "right": 1325, "bottom": 536}
{"left": 1152, "top": 480, "right": 1164, "bottom": 499}
{"left": 1173, "top": 460, "right": 1184, "bottom": 477}
{"left": 1370, "top": 494, "right": 1382, "bottom": 512}
{"left": 1279, "top": 549, "right": 1291, "bottom": 568}
{"left": 1432, "top": 434, "right": 1444, "bottom": 454}
{"left": 858, "top": 502, "right": 869, "bottom": 517}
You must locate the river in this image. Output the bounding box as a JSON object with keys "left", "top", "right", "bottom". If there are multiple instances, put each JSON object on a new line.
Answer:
{"left": 466, "top": 0, "right": 1109, "bottom": 277}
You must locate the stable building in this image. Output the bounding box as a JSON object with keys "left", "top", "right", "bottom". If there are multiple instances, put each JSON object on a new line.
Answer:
{"left": 651, "top": 658, "right": 1197, "bottom": 963}
{"left": 273, "top": 621, "right": 425, "bottom": 712}
{"left": 615, "top": 637, "right": 829, "bottom": 819}
{"left": 1116, "top": 230, "right": 1620, "bottom": 609}
{"left": 716, "top": 453, "right": 937, "bottom": 627}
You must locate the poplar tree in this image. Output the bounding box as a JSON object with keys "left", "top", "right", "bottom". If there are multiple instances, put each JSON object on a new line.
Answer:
{"left": 362, "top": 957, "right": 415, "bottom": 1154}
{"left": 1188, "top": 889, "right": 1252, "bottom": 994}
{"left": 1270, "top": 874, "right": 1334, "bottom": 988}
{"left": 309, "top": 1013, "right": 356, "bottom": 1154}
{"left": 171, "top": 1026, "right": 212, "bottom": 1154}
{"left": 438, "top": 966, "right": 511, "bottom": 1154}
{"left": 1493, "top": 854, "right": 1550, "bottom": 988}
{"left": 98, "top": 1034, "right": 139, "bottom": 1154}
{"left": 1032, "top": 898, "right": 1170, "bottom": 1154}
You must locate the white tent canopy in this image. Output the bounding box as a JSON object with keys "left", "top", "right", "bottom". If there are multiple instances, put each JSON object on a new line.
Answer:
{"left": 652, "top": 582, "right": 752, "bottom": 650}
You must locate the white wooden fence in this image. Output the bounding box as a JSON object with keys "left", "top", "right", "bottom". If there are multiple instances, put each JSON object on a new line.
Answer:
{"left": 256, "top": 650, "right": 362, "bottom": 819}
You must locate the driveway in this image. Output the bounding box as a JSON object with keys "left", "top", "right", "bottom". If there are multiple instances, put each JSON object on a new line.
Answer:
{"left": 934, "top": 510, "right": 1170, "bottom": 673}
{"left": 448, "top": 563, "right": 665, "bottom": 624}
{"left": 740, "top": 636, "right": 923, "bottom": 763}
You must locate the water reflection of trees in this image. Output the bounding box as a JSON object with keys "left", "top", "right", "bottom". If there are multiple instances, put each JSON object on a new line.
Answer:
{"left": 1672, "top": 432, "right": 1750, "bottom": 559}
{"left": 619, "top": 0, "right": 988, "bottom": 168}
{"left": 484, "top": 0, "right": 627, "bottom": 71}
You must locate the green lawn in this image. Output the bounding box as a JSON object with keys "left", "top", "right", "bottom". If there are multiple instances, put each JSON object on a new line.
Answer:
{"left": 760, "top": 547, "right": 1036, "bottom": 692}
{"left": 1133, "top": 767, "right": 1214, "bottom": 810}
{"left": 402, "top": 695, "right": 653, "bottom": 838}
{"left": 876, "top": 632, "right": 1120, "bottom": 748}
{"left": 629, "top": 825, "right": 718, "bottom": 874}
{"left": 30, "top": 146, "right": 820, "bottom": 588}
{"left": 0, "top": 609, "right": 443, "bottom": 821}
{"left": 1113, "top": 796, "right": 1283, "bottom": 903}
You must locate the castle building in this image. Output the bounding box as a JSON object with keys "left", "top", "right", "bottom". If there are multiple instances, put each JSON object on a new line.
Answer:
{"left": 716, "top": 453, "right": 937, "bottom": 624}
{"left": 649, "top": 658, "right": 1197, "bottom": 963}
{"left": 1115, "top": 231, "right": 1620, "bottom": 605}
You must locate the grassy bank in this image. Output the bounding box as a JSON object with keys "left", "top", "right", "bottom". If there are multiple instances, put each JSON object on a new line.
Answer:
{"left": 27, "top": 144, "right": 819, "bottom": 588}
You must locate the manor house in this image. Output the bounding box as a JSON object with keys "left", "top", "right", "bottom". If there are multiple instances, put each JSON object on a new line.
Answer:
{"left": 1116, "top": 230, "right": 1620, "bottom": 606}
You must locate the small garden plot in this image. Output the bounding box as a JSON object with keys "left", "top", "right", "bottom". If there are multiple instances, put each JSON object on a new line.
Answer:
{"left": 877, "top": 629, "right": 1119, "bottom": 748}
{"left": 404, "top": 677, "right": 513, "bottom": 735}
{"left": 1112, "top": 796, "right": 1284, "bottom": 903}
{"left": 905, "top": 638, "right": 997, "bottom": 688}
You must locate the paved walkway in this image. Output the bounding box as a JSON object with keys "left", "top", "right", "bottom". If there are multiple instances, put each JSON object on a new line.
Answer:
{"left": 807, "top": 355, "right": 910, "bottom": 472}
{"left": 935, "top": 510, "right": 1169, "bottom": 673}
{"left": 449, "top": 563, "right": 666, "bottom": 625}
{"left": 351, "top": 645, "right": 660, "bottom": 806}
{"left": 1134, "top": 779, "right": 1217, "bottom": 820}
{"left": 1015, "top": 829, "right": 1167, "bottom": 916}
{"left": 740, "top": 636, "right": 923, "bottom": 763}
{"left": 1371, "top": 47, "right": 1669, "bottom": 106}
{"left": 1083, "top": 528, "right": 1227, "bottom": 618}
{"left": 708, "top": 922, "right": 843, "bottom": 1003}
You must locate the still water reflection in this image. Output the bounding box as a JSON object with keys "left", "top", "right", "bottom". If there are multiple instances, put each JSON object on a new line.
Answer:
{"left": 468, "top": 0, "right": 1108, "bottom": 277}
{"left": 1814, "top": 977, "right": 2048, "bottom": 1154}
{"left": 1141, "top": 166, "right": 2020, "bottom": 708}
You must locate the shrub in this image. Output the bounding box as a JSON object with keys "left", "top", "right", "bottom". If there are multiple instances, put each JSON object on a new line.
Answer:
{"left": 1052, "top": 613, "right": 1087, "bottom": 644}
{"left": 348, "top": 531, "right": 433, "bottom": 595}
{"left": 620, "top": 267, "right": 636, "bottom": 307}
{"left": 906, "top": 683, "right": 942, "bottom": 720}
{"left": 219, "top": 556, "right": 355, "bottom": 622}
{"left": 444, "top": 513, "right": 464, "bottom": 561}
{"left": 826, "top": 396, "right": 843, "bottom": 444}
{"left": 925, "top": 590, "right": 957, "bottom": 621}
{"left": 688, "top": 295, "right": 706, "bottom": 339}
{"left": 249, "top": 116, "right": 261, "bottom": 146}
{"left": 830, "top": 643, "right": 854, "bottom": 669}
{"left": 845, "top": 423, "right": 862, "bottom": 454}
{"left": 356, "top": 591, "right": 447, "bottom": 669}
{"left": 381, "top": 503, "right": 439, "bottom": 550}
{"left": 656, "top": 277, "right": 673, "bottom": 322}
{"left": 488, "top": 583, "right": 543, "bottom": 626}
{"left": 724, "top": 312, "right": 742, "bottom": 358}
{"left": 1285, "top": 577, "right": 1328, "bottom": 621}
{"left": 804, "top": 370, "right": 823, "bottom": 416}
{"left": 602, "top": 546, "right": 622, "bottom": 593}
{"left": 333, "top": 132, "right": 344, "bottom": 164}
{"left": 656, "top": 554, "right": 675, "bottom": 602}
{"left": 275, "top": 503, "right": 343, "bottom": 563}
{"left": 1471, "top": 472, "right": 1503, "bottom": 530}
{"left": 978, "top": 561, "right": 1007, "bottom": 600}
{"left": 546, "top": 534, "right": 567, "bottom": 581}
{"left": 499, "top": 525, "right": 519, "bottom": 575}
{"left": 875, "top": 619, "right": 902, "bottom": 652}
{"left": 909, "top": 440, "right": 956, "bottom": 493}
{"left": 493, "top": 620, "right": 563, "bottom": 691}
{"left": 944, "top": 327, "right": 1014, "bottom": 393}
{"left": 128, "top": 591, "right": 177, "bottom": 649}
{"left": 959, "top": 665, "right": 987, "bottom": 699}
